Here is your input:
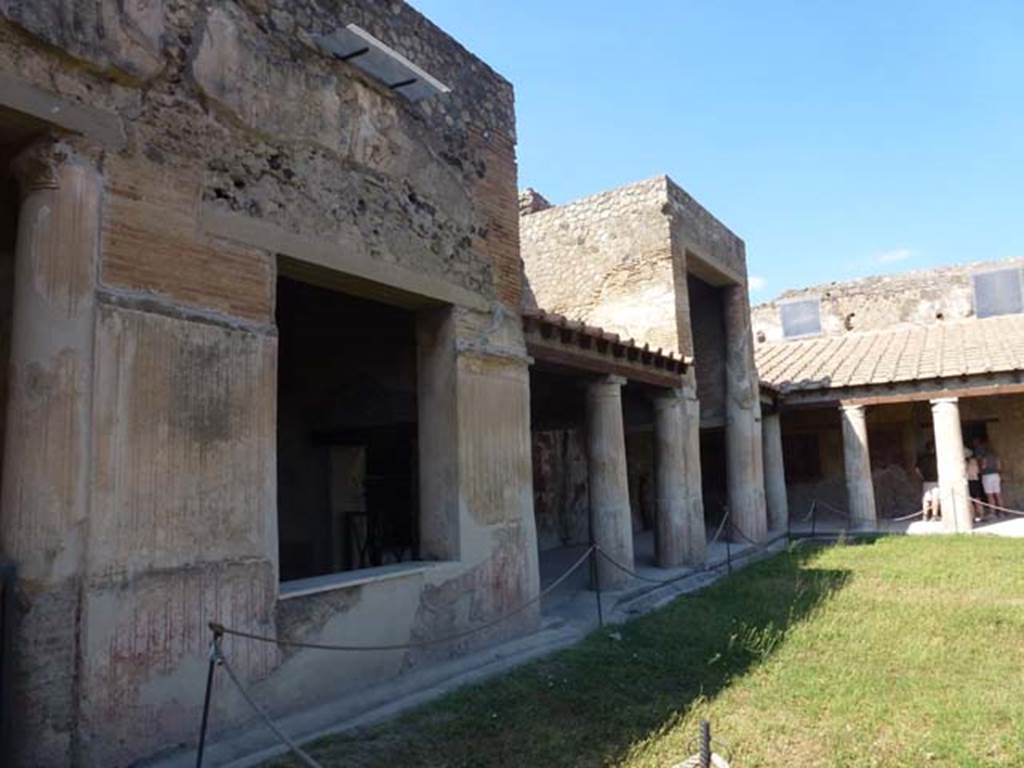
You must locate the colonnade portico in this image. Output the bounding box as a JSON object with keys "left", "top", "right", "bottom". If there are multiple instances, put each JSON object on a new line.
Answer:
{"left": 522, "top": 310, "right": 712, "bottom": 591}
{"left": 584, "top": 377, "right": 709, "bottom": 588}
{"left": 832, "top": 397, "right": 973, "bottom": 531}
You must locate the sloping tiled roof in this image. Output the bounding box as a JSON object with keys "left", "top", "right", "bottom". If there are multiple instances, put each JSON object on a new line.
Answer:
{"left": 756, "top": 314, "right": 1024, "bottom": 394}
{"left": 523, "top": 308, "right": 691, "bottom": 387}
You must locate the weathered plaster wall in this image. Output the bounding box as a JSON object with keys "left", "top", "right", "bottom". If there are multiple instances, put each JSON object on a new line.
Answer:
{"left": 0, "top": 1, "right": 534, "bottom": 765}
{"left": 753, "top": 257, "right": 1024, "bottom": 344}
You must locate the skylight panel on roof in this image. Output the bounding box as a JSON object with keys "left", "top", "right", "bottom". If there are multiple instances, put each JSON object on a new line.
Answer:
{"left": 780, "top": 298, "right": 822, "bottom": 339}
{"left": 313, "top": 24, "right": 452, "bottom": 102}
{"left": 973, "top": 268, "right": 1023, "bottom": 319}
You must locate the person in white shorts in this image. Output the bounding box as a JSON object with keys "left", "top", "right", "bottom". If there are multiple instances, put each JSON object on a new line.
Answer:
{"left": 977, "top": 440, "right": 1003, "bottom": 514}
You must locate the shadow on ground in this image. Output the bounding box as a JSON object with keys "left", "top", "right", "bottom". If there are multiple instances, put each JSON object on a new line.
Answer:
{"left": 268, "top": 543, "right": 852, "bottom": 768}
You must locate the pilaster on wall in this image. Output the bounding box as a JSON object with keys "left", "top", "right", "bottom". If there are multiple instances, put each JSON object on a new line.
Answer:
{"left": 1, "top": 136, "right": 102, "bottom": 766}
{"left": 417, "top": 305, "right": 540, "bottom": 639}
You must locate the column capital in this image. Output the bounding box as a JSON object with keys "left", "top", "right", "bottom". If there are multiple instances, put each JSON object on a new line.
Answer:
{"left": 929, "top": 396, "right": 960, "bottom": 407}
{"left": 651, "top": 387, "right": 686, "bottom": 408}
{"left": 585, "top": 374, "right": 626, "bottom": 393}
{"left": 839, "top": 401, "right": 867, "bottom": 414}
{"left": 10, "top": 134, "right": 101, "bottom": 196}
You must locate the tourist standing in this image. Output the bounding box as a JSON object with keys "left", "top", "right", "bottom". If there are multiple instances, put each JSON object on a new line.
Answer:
{"left": 976, "top": 439, "right": 1004, "bottom": 516}
{"left": 965, "top": 447, "right": 985, "bottom": 521}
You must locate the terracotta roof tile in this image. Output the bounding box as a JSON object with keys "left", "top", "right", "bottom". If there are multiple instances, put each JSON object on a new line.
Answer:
{"left": 756, "top": 315, "right": 1024, "bottom": 393}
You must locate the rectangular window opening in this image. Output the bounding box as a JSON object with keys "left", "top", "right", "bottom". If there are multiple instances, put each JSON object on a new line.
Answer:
{"left": 276, "top": 275, "right": 419, "bottom": 583}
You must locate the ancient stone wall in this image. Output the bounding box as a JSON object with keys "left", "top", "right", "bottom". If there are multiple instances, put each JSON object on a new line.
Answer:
{"left": 519, "top": 177, "right": 679, "bottom": 353}
{"left": 519, "top": 174, "right": 751, "bottom": 384}
{"left": 0, "top": 1, "right": 533, "bottom": 765}
{"left": 665, "top": 178, "right": 748, "bottom": 284}
{"left": 752, "top": 257, "right": 1024, "bottom": 344}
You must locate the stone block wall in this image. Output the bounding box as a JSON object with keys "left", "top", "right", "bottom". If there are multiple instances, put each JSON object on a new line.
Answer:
{"left": 519, "top": 177, "right": 679, "bottom": 353}
{"left": 0, "top": 1, "right": 535, "bottom": 765}
{"left": 519, "top": 174, "right": 752, "bottom": 371}
{"left": 752, "top": 257, "right": 1024, "bottom": 344}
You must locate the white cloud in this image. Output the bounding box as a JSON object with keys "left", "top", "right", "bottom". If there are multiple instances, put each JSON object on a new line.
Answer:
{"left": 874, "top": 248, "right": 913, "bottom": 265}
{"left": 748, "top": 275, "right": 766, "bottom": 292}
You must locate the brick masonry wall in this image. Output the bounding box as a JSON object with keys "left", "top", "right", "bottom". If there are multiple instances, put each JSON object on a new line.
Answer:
{"left": 752, "top": 257, "right": 1024, "bottom": 344}
{"left": 0, "top": 1, "right": 526, "bottom": 764}
{"left": 0, "top": 0, "right": 521, "bottom": 310}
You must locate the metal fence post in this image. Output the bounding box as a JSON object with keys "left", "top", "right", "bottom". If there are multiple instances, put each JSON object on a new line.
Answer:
{"left": 196, "top": 625, "right": 224, "bottom": 768}
{"left": 699, "top": 719, "right": 711, "bottom": 768}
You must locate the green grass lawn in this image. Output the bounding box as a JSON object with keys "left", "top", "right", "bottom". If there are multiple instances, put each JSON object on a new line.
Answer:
{"left": 268, "top": 536, "right": 1024, "bottom": 767}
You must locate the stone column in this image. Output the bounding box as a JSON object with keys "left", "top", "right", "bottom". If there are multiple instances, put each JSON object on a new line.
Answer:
{"left": 723, "top": 284, "right": 768, "bottom": 543}
{"left": 653, "top": 389, "right": 703, "bottom": 567}
{"left": 1, "top": 136, "right": 102, "bottom": 765}
{"left": 762, "top": 410, "right": 789, "bottom": 532}
{"left": 680, "top": 389, "right": 708, "bottom": 563}
{"left": 585, "top": 375, "right": 633, "bottom": 589}
{"left": 930, "top": 397, "right": 972, "bottom": 533}
{"left": 840, "top": 403, "right": 877, "bottom": 527}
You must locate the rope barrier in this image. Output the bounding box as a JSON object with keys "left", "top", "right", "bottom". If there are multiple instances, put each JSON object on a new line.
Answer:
{"left": 970, "top": 497, "right": 1024, "bottom": 517}
{"left": 592, "top": 512, "right": 779, "bottom": 596}
{"left": 213, "top": 545, "right": 596, "bottom": 653}
{"left": 590, "top": 509, "right": 737, "bottom": 586}
{"left": 802, "top": 494, "right": 1024, "bottom": 528}
{"left": 218, "top": 649, "right": 323, "bottom": 768}
{"left": 890, "top": 509, "right": 925, "bottom": 522}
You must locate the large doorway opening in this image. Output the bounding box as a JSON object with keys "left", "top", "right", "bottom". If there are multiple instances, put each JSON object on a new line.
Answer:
{"left": 276, "top": 275, "right": 419, "bottom": 583}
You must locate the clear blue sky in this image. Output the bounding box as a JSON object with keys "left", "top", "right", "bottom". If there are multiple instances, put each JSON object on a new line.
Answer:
{"left": 410, "top": 0, "right": 1024, "bottom": 301}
